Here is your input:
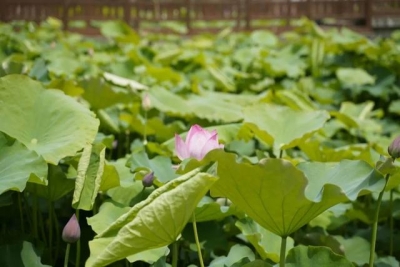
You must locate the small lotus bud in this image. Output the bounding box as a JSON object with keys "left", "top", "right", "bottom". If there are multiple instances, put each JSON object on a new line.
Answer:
{"left": 62, "top": 214, "right": 81, "bottom": 243}
{"left": 142, "top": 93, "right": 151, "bottom": 111}
{"left": 388, "top": 135, "right": 400, "bottom": 159}
{"left": 142, "top": 171, "right": 154, "bottom": 187}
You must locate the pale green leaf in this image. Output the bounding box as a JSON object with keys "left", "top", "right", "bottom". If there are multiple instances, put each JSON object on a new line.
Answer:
{"left": 0, "top": 135, "right": 48, "bottom": 194}
{"left": 72, "top": 144, "right": 106, "bottom": 211}
{"left": 86, "top": 168, "right": 217, "bottom": 267}
{"left": 242, "top": 104, "right": 330, "bottom": 153}
{"left": 0, "top": 75, "right": 99, "bottom": 164}
{"left": 285, "top": 245, "right": 354, "bottom": 267}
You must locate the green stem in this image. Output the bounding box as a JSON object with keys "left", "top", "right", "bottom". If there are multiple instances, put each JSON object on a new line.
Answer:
{"left": 143, "top": 111, "right": 148, "bottom": 145}
{"left": 369, "top": 174, "right": 389, "bottom": 267}
{"left": 280, "top": 236, "right": 287, "bottom": 267}
{"left": 75, "top": 210, "right": 81, "bottom": 267}
{"left": 39, "top": 208, "right": 47, "bottom": 246}
{"left": 32, "top": 195, "right": 38, "bottom": 240}
{"left": 53, "top": 206, "right": 61, "bottom": 266}
{"left": 48, "top": 201, "right": 53, "bottom": 265}
{"left": 279, "top": 149, "right": 283, "bottom": 159}
{"left": 389, "top": 189, "right": 394, "bottom": 256}
{"left": 192, "top": 213, "right": 204, "bottom": 267}
{"left": 18, "top": 193, "right": 25, "bottom": 233}
{"left": 172, "top": 241, "right": 179, "bottom": 267}
{"left": 64, "top": 243, "right": 71, "bottom": 267}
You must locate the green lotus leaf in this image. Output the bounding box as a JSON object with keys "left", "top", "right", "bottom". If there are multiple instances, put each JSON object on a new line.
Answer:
{"left": 0, "top": 241, "right": 51, "bottom": 267}
{"left": 209, "top": 151, "right": 384, "bottom": 236}
{"left": 333, "top": 236, "right": 372, "bottom": 265}
{"left": 129, "top": 150, "right": 178, "bottom": 185}
{"left": 72, "top": 144, "right": 106, "bottom": 211}
{"left": 0, "top": 74, "right": 99, "bottom": 164}
{"left": 86, "top": 168, "right": 217, "bottom": 267}
{"left": 193, "top": 196, "right": 240, "bottom": 222}
{"left": 209, "top": 244, "right": 255, "bottom": 267}
{"left": 285, "top": 245, "right": 354, "bottom": 267}
{"left": 0, "top": 134, "right": 48, "bottom": 194}
{"left": 148, "top": 87, "right": 243, "bottom": 123}
{"left": 242, "top": 103, "right": 330, "bottom": 154}
{"left": 25, "top": 164, "right": 74, "bottom": 201}
{"left": 236, "top": 218, "right": 294, "bottom": 263}
{"left": 336, "top": 67, "right": 375, "bottom": 87}
{"left": 106, "top": 158, "right": 144, "bottom": 206}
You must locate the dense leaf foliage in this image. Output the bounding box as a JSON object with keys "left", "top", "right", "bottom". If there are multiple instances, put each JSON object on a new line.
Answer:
{"left": 1, "top": 18, "right": 400, "bottom": 266}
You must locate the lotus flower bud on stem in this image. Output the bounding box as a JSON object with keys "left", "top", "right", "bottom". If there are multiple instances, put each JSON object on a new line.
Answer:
{"left": 142, "top": 171, "right": 155, "bottom": 187}
{"left": 62, "top": 214, "right": 81, "bottom": 243}
{"left": 388, "top": 135, "right": 400, "bottom": 160}
{"left": 142, "top": 93, "right": 152, "bottom": 111}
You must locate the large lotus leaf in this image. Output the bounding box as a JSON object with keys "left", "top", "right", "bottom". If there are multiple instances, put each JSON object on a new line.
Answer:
{"left": 0, "top": 241, "right": 51, "bottom": 267}
{"left": 186, "top": 94, "right": 243, "bottom": 122}
{"left": 0, "top": 135, "right": 48, "bottom": 194}
{"left": 147, "top": 87, "right": 243, "bottom": 123}
{"left": 86, "top": 168, "right": 217, "bottom": 267}
{"left": 106, "top": 158, "right": 143, "bottom": 206}
{"left": 242, "top": 104, "right": 330, "bottom": 153}
{"left": 209, "top": 244, "right": 255, "bottom": 267}
{"left": 129, "top": 150, "right": 178, "bottom": 185}
{"left": 0, "top": 75, "right": 99, "bottom": 164}
{"left": 87, "top": 201, "right": 169, "bottom": 263}
{"left": 336, "top": 68, "right": 375, "bottom": 87}
{"left": 99, "top": 21, "right": 140, "bottom": 44}
{"left": 193, "top": 196, "right": 240, "bottom": 222}
{"left": 285, "top": 245, "right": 353, "bottom": 267}
{"left": 333, "top": 236, "right": 371, "bottom": 265}
{"left": 209, "top": 151, "right": 384, "bottom": 236}
{"left": 207, "top": 66, "right": 235, "bottom": 92}
{"left": 72, "top": 144, "right": 106, "bottom": 211}
{"left": 80, "top": 77, "right": 133, "bottom": 110}
{"left": 25, "top": 164, "right": 74, "bottom": 201}
{"left": 236, "top": 218, "right": 294, "bottom": 263}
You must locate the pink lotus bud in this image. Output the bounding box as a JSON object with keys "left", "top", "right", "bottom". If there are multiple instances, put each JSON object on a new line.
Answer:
{"left": 388, "top": 135, "right": 400, "bottom": 159}
{"left": 142, "top": 93, "right": 151, "bottom": 111}
{"left": 142, "top": 171, "right": 154, "bottom": 187}
{"left": 175, "top": 124, "right": 224, "bottom": 161}
{"left": 62, "top": 214, "right": 81, "bottom": 243}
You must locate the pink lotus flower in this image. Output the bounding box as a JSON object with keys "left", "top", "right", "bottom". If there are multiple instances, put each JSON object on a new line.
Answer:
{"left": 175, "top": 124, "right": 224, "bottom": 161}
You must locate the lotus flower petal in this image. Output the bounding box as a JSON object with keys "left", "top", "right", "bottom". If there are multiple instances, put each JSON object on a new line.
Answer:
{"left": 175, "top": 125, "right": 223, "bottom": 161}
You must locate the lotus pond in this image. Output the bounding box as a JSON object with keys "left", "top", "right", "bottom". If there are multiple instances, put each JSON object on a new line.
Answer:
{"left": 1, "top": 18, "right": 400, "bottom": 267}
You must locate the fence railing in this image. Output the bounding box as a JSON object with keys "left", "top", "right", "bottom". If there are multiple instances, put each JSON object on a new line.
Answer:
{"left": 1, "top": 0, "right": 400, "bottom": 34}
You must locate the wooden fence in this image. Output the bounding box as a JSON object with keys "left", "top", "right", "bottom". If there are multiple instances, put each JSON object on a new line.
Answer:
{"left": 1, "top": 0, "right": 400, "bottom": 34}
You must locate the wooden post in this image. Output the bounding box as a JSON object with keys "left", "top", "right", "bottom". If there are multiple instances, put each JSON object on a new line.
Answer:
{"left": 245, "top": 0, "right": 250, "bottom": 30}
{"left": 186, "top": 0, "right": 191, "bottom": 34}
{"left": 365, "top": 0, "right": 372, "bottom": 30}
{"left": 123, "top": 0, "right": 130, "bottom": 25}
{"left": 236, "top": 0, "right": 241, "bottom": 30}
{"left": 287, "top": 0, "right": 291, "bottom": 28}
{"left": 134, "top": 0, "right": 140, "bottom": 31}
{"left": 307, "top": 0, "right": 312, "bottom": 20}
{"left": 62, "top": 0, "right": 69, "bottom": 31}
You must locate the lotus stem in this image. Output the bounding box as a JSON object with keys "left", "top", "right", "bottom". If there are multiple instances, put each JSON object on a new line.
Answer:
{"left": 192, "top": 213, "right": 205, "bottom": 267}
{"left": 75, "top": 210, "right": 81, "bottom": 267}
{"left": 280, "top": 236, "right": 287, "bottom": 267}
{"left": 369, "top": 174, "right": 389, "bottom": 267}
{"left": 389, "top": 189, "right": 394, "bottom": 256}
{"left": 48, "top": 201, "right": 53, "bottom": 265}
{"left": 32, "top": 194, "right": 38, "bottom": 240}
{"left": 172, "top": 241, "right": 179, "bottom": 267}
{"left": 18, "top": 193, "right": 25, "bottom": 233}
{"left": 64, "top": 243, "right": 71, "bottom": 267}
